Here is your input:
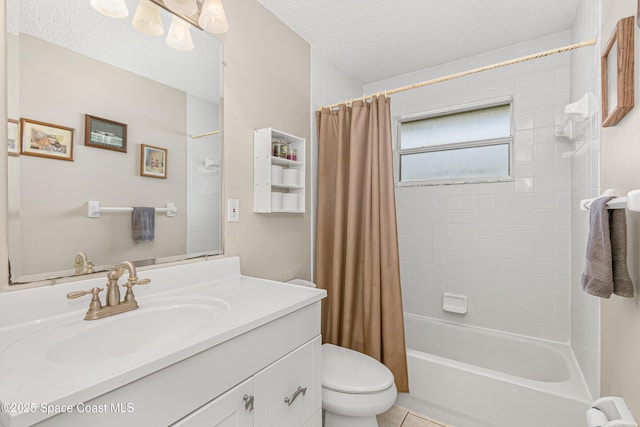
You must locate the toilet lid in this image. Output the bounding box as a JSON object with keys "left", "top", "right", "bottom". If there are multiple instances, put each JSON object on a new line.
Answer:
{"left": 322, "top": 344, "right": 395, "bottom": 394}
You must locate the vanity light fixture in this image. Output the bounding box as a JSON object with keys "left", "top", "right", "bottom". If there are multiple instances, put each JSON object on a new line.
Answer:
{"left": 90, "top": 0, "right": 129, "bottom": 18}
{"left": 199, "top": 0, "right": 229, "bottom": 34}
{"left": 91, "top": 0, "right": 229, "bottom": 52}
{"left": 166, "top": 15, "right": 195, "bottom": 51}
{"left": 164, "top": 0, "right": 198, "bottom": 16}
{"left": 132, "top": 0, "right": 165, "bottom": 36}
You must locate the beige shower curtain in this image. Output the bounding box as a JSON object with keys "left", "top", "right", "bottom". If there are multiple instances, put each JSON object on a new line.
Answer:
{"left": 315, "top": 96, "right": 408, "bottom": 392}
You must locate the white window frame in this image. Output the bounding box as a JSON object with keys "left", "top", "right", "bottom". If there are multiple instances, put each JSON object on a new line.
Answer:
{"left": 394, "top": 97, "right": 514, "bottom": 186}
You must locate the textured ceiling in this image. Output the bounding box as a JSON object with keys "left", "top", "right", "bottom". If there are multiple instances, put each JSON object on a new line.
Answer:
{"left": 255, "top": 0, "right": 582, "bottom": 84}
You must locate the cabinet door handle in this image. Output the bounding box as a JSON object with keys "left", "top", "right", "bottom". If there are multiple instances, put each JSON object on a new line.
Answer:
{"left": 243, "top": 394, "right": 254, "bottom": 411}
{"left": 284, "top": 386, "right": 307, "bottom": 406}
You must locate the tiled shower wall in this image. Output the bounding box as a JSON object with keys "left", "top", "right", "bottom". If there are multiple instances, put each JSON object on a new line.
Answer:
{"left": 364, "top": 32, "right": 573, "bottom": 342}
{"left": 569, "top": 0, "right": 600, "bottom": 399}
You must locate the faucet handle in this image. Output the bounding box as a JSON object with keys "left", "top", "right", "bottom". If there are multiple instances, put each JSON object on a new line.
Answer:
{"left": 67, "top": 287, "right": 104, "bottom": 318}
{"left": 122, "top": 277, "right": 151, "bottom": 302}
{"left": 123, "top": 277, "right": 151, "bottom": 288}
{"left": 67, "top": 287, "right": 104, "bottom": 300}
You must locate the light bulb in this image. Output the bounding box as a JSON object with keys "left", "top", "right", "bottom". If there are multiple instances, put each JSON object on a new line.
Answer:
{"left": 198, "top": 0, "right": 229, "bottom": 34}
{"left": 132, "top": 0, "right": 164, "bottom": 36}
{"left": 164, "top": 0, "right": 198, "bottom": 16}
{"left": 90, "top": 0, "right": 129, "bottom": 18}
{"left": 166, "top": 16, "right": 194, "bottom": 51}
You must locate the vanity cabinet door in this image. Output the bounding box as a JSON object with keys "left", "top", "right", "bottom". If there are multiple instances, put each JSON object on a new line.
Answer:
{"left": 171, "top": 378, "right": 254, "bottom": 427}
{"left": 253, "top": 336, "right": 321, "bottom": 427}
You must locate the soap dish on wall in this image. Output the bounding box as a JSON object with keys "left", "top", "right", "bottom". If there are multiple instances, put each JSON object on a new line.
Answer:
{"left": 443, "top": 293, "right": 467, "bottom": 314}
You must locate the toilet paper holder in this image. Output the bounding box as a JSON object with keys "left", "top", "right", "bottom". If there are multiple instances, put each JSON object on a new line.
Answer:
{"left": 588, "top": 396, "right": 637, "bottom": 427}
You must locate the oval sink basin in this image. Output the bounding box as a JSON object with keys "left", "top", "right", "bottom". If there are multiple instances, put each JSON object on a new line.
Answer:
{"left": 2, "top": 296, "right": 230, "bottom": 365}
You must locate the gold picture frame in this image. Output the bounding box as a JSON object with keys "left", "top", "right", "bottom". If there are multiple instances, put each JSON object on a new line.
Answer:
{"left": 601, "top": 16, "right": 635, "bottom": 127}
{"left": 140, "top": 144, "right": 167, "bottom": 179}
{"left": 20, "top": 118, "right": 75, "bottom": 161}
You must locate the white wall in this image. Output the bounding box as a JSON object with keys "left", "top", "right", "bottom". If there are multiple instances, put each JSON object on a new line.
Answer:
{"left": 569, "top": 0, "right": 601, "bottom": 399}
{"left": 222, "top": 0, "right": 313, "bottom": 281}
{"left": 599, "top": 0, "right": 640, "bottom": 417}
{"left": 364, "top": 33, "right": 573, "bottom": 342}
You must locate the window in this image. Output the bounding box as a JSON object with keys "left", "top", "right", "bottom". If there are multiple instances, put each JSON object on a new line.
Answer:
{"left": 397, "top": 100, "right": 513, "bottom": 184}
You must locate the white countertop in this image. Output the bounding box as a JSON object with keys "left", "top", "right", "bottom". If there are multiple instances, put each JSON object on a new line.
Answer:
{"left": 0, "top": 257, "right": 325, "bottom": 427}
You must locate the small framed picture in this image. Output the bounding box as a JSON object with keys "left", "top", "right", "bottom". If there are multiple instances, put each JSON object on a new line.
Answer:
{"left": 7, "top": 119, "right": 20, "bottom": 156}
{"left": 20, "top": 118, "right": 74, "bottom": 161}
{"left": 140, "top": 144, "right": 167, "bottom": 179}
{"left": 85, "top": 114, "right": 127, "bottom": 153}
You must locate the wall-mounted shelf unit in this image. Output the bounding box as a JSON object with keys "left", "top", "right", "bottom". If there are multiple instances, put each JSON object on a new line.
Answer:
{"left": 254, "top": 128, "right": 305, "bottom": 213}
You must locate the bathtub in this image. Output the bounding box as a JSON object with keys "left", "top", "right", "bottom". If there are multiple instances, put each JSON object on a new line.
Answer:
{"left": 397, "top": 314, "right": 592, "bottom": 427}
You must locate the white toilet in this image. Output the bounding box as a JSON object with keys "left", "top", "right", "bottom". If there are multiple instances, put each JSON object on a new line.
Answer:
{"left": 288, "top": 280, "right": 397, "bottom": 427}
{"left": 322, "top": 343, "right": 397, "bottom": 427}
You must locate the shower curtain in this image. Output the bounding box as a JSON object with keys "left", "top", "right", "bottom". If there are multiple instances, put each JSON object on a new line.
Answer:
{"left": 315, "top": 96, "right": 408, "bottom": 392}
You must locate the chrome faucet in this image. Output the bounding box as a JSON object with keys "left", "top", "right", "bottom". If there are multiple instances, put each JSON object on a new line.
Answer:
{"left": 67, "top": 260, "right": 150, "bottom": 320}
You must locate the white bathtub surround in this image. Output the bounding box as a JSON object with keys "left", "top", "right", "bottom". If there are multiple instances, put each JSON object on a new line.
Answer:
{"left": 569, "top": 0, "right": 601, "bottom": 399}
{"left": 364, "top": 32, "right": 573, "bottom": 343}
{"left": 0, "top": 257, "right": 326, "bottom": 427}
{"left": 399, "top": 314, "right": 591, "bottom": 427}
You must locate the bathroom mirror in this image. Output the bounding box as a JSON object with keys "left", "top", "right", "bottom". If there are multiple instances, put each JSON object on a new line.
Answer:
{"left": 6, "top": 0, "right": 223, "bottom": 284}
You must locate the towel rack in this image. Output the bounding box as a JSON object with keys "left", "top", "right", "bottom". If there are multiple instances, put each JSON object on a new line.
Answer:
{"left": 580, "top": 189, "right": 640, "bottom": 212}
{"left": 87, "top": 201, "right": 177, "bottom": 218}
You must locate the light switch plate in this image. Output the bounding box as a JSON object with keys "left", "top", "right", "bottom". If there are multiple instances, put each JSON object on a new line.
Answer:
{"left": 227, "top": 199, "right": 239, "bottom": 222}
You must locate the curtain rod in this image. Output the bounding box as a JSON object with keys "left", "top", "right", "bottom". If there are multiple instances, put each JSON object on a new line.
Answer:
{"left": 319, "top": 38, "right": 596, "bottom": 110}
{"left": 190, "top": 130, "right": 220, "bottom": 139}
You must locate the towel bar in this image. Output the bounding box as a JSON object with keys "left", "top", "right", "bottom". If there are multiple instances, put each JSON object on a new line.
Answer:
{"left": 580, "top": 190, "right": 640, "bottom": 212}
{"left": 88, "top": 201, "right": 177, "bottom": 218}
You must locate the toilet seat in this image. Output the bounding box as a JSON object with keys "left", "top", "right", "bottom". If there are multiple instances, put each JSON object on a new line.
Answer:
{"left": 322, "top": 343, "right": 395, "bottom": 394}
{"left": 322, "top": 383, "right": 397, "bottom": 417}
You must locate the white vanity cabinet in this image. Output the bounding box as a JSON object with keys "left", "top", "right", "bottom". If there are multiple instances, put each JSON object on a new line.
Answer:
{"left": 253, "top": 336, "right": 321, "bottom": 427}
{"left": 173, "top": 378, "right": 254, "bottom": 427}
{"left": 0, "top": 258, "right": 326, "bottom": 427}
{"left": 253, "top": 127, "right": 306, "bottom": 213}
{"left": 30, "top": 299, "right": 322, "bottom": 427}
{"left": 174, "top": 337, "right": 321, "bottom": 427}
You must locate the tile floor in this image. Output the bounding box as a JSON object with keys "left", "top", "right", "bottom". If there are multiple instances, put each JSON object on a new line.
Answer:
{"left": 377, "top": 406, "right": 453, "bottom": 427}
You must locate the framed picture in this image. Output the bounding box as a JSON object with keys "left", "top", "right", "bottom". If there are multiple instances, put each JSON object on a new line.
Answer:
{"left": 85, "top": 114, "right": 127, "bottom": 153}
{"left": 601, "top": 16, "right": 635, "bottom": 127}
{"left": 140, "top": 144, "right": 167, "bottom": 179}
{"left": 7, "top": 119, "right": 20, "bottom": 156}
{"left": 20, "top": 118, "right": 74, "bottom": 161}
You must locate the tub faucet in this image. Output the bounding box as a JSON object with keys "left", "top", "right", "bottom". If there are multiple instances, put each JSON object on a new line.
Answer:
{"left": 67, "top": 260, "right": 150, "bottom": 320}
